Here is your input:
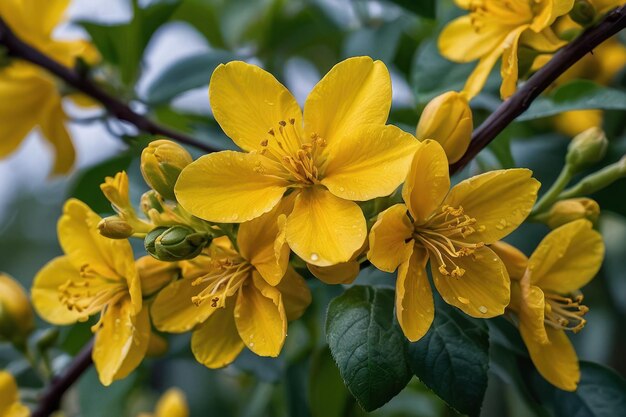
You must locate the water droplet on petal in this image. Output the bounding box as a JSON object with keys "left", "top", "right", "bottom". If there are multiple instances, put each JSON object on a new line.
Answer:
{"left": 339, "top": 186, "right": 345, "bottom": 192}
{"left": 310, "top": 253, "right": 319, "bottom": 262}
{"left": 232, "top": 214, "right": 239, "bottom": 221}
{"left": 457, "top": 296, "right": 470, "bottom": 304}
{"left": 250, "top": 342, "right": 255, "bottom": 347}
{"left": 479, "top": 306, "right": 488, "bottom": 314}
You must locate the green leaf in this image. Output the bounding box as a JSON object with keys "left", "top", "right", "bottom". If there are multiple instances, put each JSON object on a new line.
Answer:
{"left": 309, "top": 346, "right": 352, "bottom": 417}
{"left": 325, "top": 286, "right": 412, "bottom": 411}
{"left": 518, "top": 81, "right": 626, "bottom": 121}
{"left": 406, "top": 301, "right": 489, "bottom": 417}
{"left": 386, "top": 0, "right": 436, "bottom": 18}
{"left": 144, "top": 50, "right": 238, "bottom": 105}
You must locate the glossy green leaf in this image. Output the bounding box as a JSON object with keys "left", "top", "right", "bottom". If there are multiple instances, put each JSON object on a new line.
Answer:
{"left": 406, "top": 301, "right": 489, "bottom": 417}
{"left": 326, "top": 286, "right": 412, "bottom": 411}
{"left": 518, "top": 81, "right": 626, "bottom": 121}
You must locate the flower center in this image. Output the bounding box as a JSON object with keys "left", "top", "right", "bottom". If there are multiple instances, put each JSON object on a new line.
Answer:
{"left": 190, "top": 257, "right": 252, "bottom": 309}
{"left": 544, "top": 292, "right": 588, "bottom": 333}
{"left": 58, "top": 264, "right": 127, "bottom": 321}
{"left": 259, "top": 119, "right": 327, "bottom": 186}
{"left": 414, "top": 205, "right": 485, "bottom": 277}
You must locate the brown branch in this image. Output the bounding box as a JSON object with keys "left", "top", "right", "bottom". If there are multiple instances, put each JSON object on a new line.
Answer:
{"left": 450, "top": 5, "right": 626, "bottom": 174}
{"left": 31, "top": 339, "right": 94, "bottom": 417}
{"left": 0, "top": 17, "right": 218, "bottom": 154}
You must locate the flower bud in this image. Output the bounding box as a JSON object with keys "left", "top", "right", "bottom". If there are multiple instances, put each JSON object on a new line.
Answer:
{"left": 141, "top": 140, "right": 192, "bottom": 200}
{"left": 145, "top": 225, "right": 210, "bottom": 262}
{"left": 566, "top": 127, "right": 608, "bottom": 172}
{"left": 140, "top": 190, "right": 165, "bottom": 216}
{"left": 545, "top": 198, "right": 600, "bottom": 229}
{"left": 98, "top": 216, "right": 134, "bottom": 239}
{"left": 136, "top": 255, "right": 180, "bottom": 296}
{"left": 416, "top": 91, "right": 473, "bottom": 163}
{"left": 570, "top": 0, "right": 596, "bottom": 26}
{"left": 0, "top": 273, "right": 34, "bottom": 345}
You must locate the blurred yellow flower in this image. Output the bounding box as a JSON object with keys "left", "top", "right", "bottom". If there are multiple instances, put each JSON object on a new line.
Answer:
{"left": 368, "top": 140, "right": 540, "bottom": 341}
{"left": 492, "top": 219, "right": 605, "bottom": 391}
{"left": 151, "top": 199, "right": 311, "bottom": 368}
{"left": 138, "top": 389, "right": 188, "bottom": 417}
{"left": 0, "top": 371, "right": 29, "bottom": 417}
{"left": 439, "top": 0, "right": 573, "bottom": 99}
{"left": 31, "top": 199, "right": 150, "bottom": 386}
{"left": 0, "top": 0, "right": 98, "bottom": 174}
{"left": 0, "top": 273, "right": 34, "bottom": 345}
{"left": 175, "top": 56, "right": 418, "bottom": 267}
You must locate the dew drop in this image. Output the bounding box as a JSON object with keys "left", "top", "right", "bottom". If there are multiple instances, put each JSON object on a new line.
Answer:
{"left": 457, "top": 296, "right": 470, "bottom": 304}
{"left": 478, "top": 306, "right": 488, "bottom": 314}
{"left": 249, "top": 342, "right": 255, "bottom": 347}
{"left": 339, "top": 186, "right": 345, "bottom": 192}
{"left": 310, "top": 253, "right": 319, "bottom": 262}
{"left": 232, "top": 214, "right": 239, "bottom": 221}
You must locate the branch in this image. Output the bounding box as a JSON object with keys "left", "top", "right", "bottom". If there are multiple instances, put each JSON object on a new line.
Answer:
{"left": 31, "top": 339, "right": 94, "bottom": 417}
{"left": 450, "top": 5, "right": 626, "bottom": 174}
{"left": 0, "top": 18, "right": 218, "bottom": 154}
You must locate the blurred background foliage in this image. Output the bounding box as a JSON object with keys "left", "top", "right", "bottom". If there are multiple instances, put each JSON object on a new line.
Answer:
{"left": 1, "top": 0, "right": 626, "bottom": 416}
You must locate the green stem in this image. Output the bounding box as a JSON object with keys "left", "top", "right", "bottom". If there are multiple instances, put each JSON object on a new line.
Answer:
{"left": 241, "top": 382, "right": 275, "bottom": 417}
{"left": 559, "top": 157, "right": 626, "bottom": 199}
{"left": 531, "top": 164, "right": 574, "bottom": 215}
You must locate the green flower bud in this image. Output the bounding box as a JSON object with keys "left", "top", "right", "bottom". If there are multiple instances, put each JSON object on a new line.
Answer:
{"left": 140, "top": 190, "right": 165, "bottom": 216}
{"left": 566, "top": 127, "right": 608, "bottom": 173}
{"left": 570, "top": 0, "right": 596, "bottom": 26}
{"left": 0, "top": 273, "right": 34, "bottom": 345}
{"left": 97, "top": 216, "right": 134, "bottom": 239}
{"left": 145, "top": 225, "right": 210, "bottom": 262}
{"left": 141, "top": 140, "right": 192, "bottom": 200}
{"left": 545, "top": 198, "right": 600, "bottom": 229}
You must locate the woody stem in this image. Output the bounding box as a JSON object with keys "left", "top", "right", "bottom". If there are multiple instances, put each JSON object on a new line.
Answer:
{"left": 450, "top": 5, "right": 626, "bottom": 175}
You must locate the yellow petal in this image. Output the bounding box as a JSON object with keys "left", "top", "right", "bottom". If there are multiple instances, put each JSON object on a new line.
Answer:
{"left": 438, "top": 16, "right": 508, "bottom": 63}
{"left": 444, "top": 169, "right": 540, "bottom": 244}
{"left": 191, "top": 301, "right": 244, "bottom": 369}
{"left": 31, "top": 256, "right": 84, "bottom": 325}
{"left": 209, "top": 61, "right": 302, "bottom": 152}
{"left": 521, "top": 326, "right": 580, "bottom": 391}
{"left": 276, "top": 266, "right": 312, "bottom": 321}
{"left": 432, "top": 246, "right": 510, "bottom": 318}
{"left": 151, "top": 278, "right": 216, "bottom": 333}
{"left": 175, "top": 151, "right": 289, "bottom": 223}
{"left": 528, "top": 219, "right": 604, "bottom": 293}
{"left": 367, "top": 204, "right": 414, "bottom": 272}
{"left": 303, "top": 57, "right": 391, "bottom": 149}
{"left": 490, "top": 241, "right": 529, "bottom": 281}
{"left": 500, "top": 26, "right": 528, "bottom": 99}
{"left": 516, "top": 283, "right": 549, "bottom": 345}
{"left": 0, "top": 371, "right": 19, "bottom": 412}
{"left": 531, "top": 0, "right": 575, "bottom": 32}
{"left": 321, "top": 124, "right": 418, "bottom": 201}
{"left": 522, "top": 28, "right": 566, "bottom": 53}
{"left": 286, "top": 187, "right": 366, "bottom": 266}
{"left": 19, "top": 0, "right": 70, "bottom": 36}
{"left": 234, "top": 273, "right": 287, "bottom": 357}
{"left": 40, "top": 97, "right": 75, "bottom": 175}
{"left": 93, "top": 299, "right": 150, "bottom": 386}
{"left": 396, "top": 246, "right": 434, "bottom": 342}
{"left": 462, "top": 44, "right": 504, "bottom": 100}
{"left": 155, "top": 389, "right": 189, "bottom": 417}
{"left": 307, "top": 261, "right": 360, "bottom": 285}
{"left": 238, "top": 195, "right": 295, "bottom": 285}
{"left": 402, "top": 140, "right": 450, "bottom": 224}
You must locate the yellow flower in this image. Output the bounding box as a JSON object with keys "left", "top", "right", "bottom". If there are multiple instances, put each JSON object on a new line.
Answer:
{"left": 175, "top": 57, "right": 418, "bottom": 267}
{"left": 439, "top": 0, "right": 573, "bottom": 99}
{"left": 137, "top": 388, "right": 188, "bottom": 417}
{"left": 367, "top": 140, "right": 540, "bottom": 341}
{"left": 100, "top": 172, "right": 152, "bottom": 234}
{"left": 492, "top": 219, "right": 604, "bottom": 391}
{"left": 0, "top": 273, "right": 34, "bottom": 344}
{"left": 151, "top": 199, "right": 311, "bottom": 368}
{"left": 140, "top": 140, "right": 193, "bottom": 201}
{"left": 0, "top": 0, "right": 98, "bottom": 174}
{"left": 542, "top": 197, "right": 600, "bottom": 228}
{"left": 31, "top": 199, "right": 150, "bottom": 386}
{"left": 0, "top": 371, "right": 29, "bottom": 417}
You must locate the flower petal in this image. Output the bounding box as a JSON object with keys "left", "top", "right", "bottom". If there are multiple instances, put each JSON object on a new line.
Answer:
{"left": 31, "top": 256, "right": 84, "bottom": 325}
{"left": 0, "top": 371, "right": 19, "bottom": 411}
{"left": 438, "top": 16, "right": 508, "bottom": 63}
{"left": 444, "top": 169, "right": 540, "bottom": 244}
{"left": 490, "top": 241, "right": 529, "bottom": 281}
{"left": 93, "top": 299, "right": 150, "bottom": 386}
{"left": 515, "top": 282, "right": 549, "bottom": 345}
{"left": 432, "top": 246, "right": 510, "bottom": 318}
{"left": 191, "top": 301, "right": 244, "bottom": 369}
{"left": 528, "top": 219, "right": 604, "bottom": 293}
{"left": 20, "top": 0, "right": 70, "bottom": 36}
{"left": 155, "top": 389, "right": 189, "bottom": 417}
{"left": 396, "top": 246, "right": 434, "bottom": 342}
{"left": 521, "top": 326, "right": 580, "bottom": 391}
{"left": 235, "top": 273, "right": 287, "bottom": 357}
{"left": 462, "top": 43, "right": 504, "bottom": 100}
{"left": 303, "top": 57, "right": 391, "bottom": 149}
{"left": 151, "top": 278, "right": 215, "bottom": 333}
{"left": 276, "top": 266, "right": 312, "bottom": 321}
{"left": 367, "top": 204, "right": 414, "bottom": 272}
{"left": 209, "top": 61, "right": 302, "bottom": 152}
{"left": 286, "top": 186, "right": 366, "bottom": 266}
{"left": 500, "top": 26, "right": 528, "bottom": 99}
{"left": 320, "top": 124, "right": 417, "bottom": 201}
{"left": 307, "top": 261, "right": 360, "bottom": 285}
{"left": 40, "top": 97, "right": 75, "bottom": 175}
{"left": 402, "top": 140, "right": 450, "bottom": 224}
{"left": 531, "top": 0, "right": 574, "bottom": 32}
{"left": 175, "top": 151, "right": 289, "bottom": 223}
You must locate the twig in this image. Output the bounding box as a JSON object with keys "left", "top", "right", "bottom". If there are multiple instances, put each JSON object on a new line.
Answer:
{"left": 0, "top": 17, "right": 218, "bottom": 154}
{"left": 31, "top": 340, "right": 94, "bottom": 417}
{"left": 450, "top": 5, "right": 626, "bottom": 174}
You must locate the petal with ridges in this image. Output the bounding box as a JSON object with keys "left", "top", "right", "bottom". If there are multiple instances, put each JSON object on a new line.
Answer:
{"left": 438, "top": 16, "right": 508, "bottom": 63}
{"left": 191, "top": 301, "right": 244, "bottom": 369}
{"left": 151, "top": 278, "right": 216, "bottom": 333}
{"left": 367, "top": 204, "right": 414, "bottom": 273}
{"left": 276, "top": 266, "right": 312, "bottom": 321}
